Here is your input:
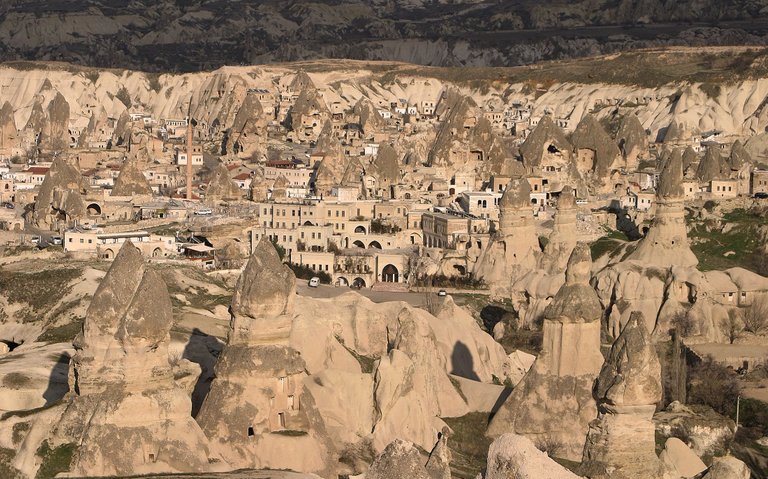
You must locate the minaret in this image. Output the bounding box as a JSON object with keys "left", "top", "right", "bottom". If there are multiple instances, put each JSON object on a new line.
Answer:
{"left": 186, "top": 98, "right": 194, "bottom": 200}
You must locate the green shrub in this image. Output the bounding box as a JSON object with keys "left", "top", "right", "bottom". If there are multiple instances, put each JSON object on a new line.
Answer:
{"left": 289, "top": 263, "right": 331, "bottom": 284}
{"left": 115, "top": 87, "right": 132, "bottom": 109}
{"left": 35, "top": 441, "right": 75, "bottom": 479}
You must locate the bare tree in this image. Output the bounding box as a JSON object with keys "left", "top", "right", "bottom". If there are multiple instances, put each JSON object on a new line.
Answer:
{"left": 720, "top": 310, "right": 743, "bottom": 344}
{"left": 424, "top": 292, "right": 440, "bottom": 316}
{"left": 742, "top": 296, "right": 768, "bottom": 335}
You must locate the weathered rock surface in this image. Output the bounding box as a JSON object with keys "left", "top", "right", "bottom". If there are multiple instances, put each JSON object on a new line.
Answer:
{"left": 206, "top": 163, "right": 242, "bottom": 202}
{"left": 582, "top": 311, "right": 663, "bottom": 479}
{"left": 473, "top": 177, "right": 539, "bottom": 296}
{"left": 487, "top": 244, "right": 603, "bottom": 460}
{"left": 485, "top": 433, "right": 582, "bottom": 479}
{"left": 112, "top": 157, "right": 153, "bottom": 196}
{"left": 654, "top": 402, "right": 736, "bottom": 460}
{"left": 10, "top": 242, "right": 225, "bottom": 478}
{"left": 196, "top": 239, "right": 335, "bottom": 476}
{"left": 702, "top": 456, "right": 751, "bottom": 479}
{"left": 32, "top": 157, "right": 88, "bottom": 229}
{"left": 659, "top": 437, "right": 707, "bottom": 478}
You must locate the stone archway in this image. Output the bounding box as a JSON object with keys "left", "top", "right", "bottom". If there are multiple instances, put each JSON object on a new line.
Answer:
{"left": 103, "top": 249, "right": 115, "bottom": 259}
{"left": 337, "top": 277, "right": 349, "bottom": 287}
{"left": 152, "top": 247, "right": 163, "bottom": 258}
{"left": 382, "top": 264, "right": 399, "bottom": 283}
{"left": 352, "top": 277, "right": 366, "bottom": 289}
{"left": 354, "top": 225, "right": 366, "bottom": 234}
{"left": 368, "top": 240, "right": 382, "bottom": 249}
{"left": 87, "top": 203, "right": 102, "bottom": 216}
{"left": 352, "top": 240, "right": 365, "bottom": 248}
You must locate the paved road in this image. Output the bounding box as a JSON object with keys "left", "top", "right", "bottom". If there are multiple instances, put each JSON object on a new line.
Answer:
{"left": 296, "top": 282, "right": 429, "bottom": 307}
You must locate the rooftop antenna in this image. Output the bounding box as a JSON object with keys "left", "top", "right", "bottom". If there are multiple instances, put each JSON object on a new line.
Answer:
{"left": 186, "top": 96, "right": 193, "bottom": 200}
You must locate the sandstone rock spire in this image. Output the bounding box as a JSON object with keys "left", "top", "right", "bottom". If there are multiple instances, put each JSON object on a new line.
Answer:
{"left": 196, "top": 239, "right": 336, "bottom": 476}
{"left": 112, "top": 157, "right": 153, "bottom": 196}
{"left": 625, "top": 147, "right": 698, "bottom": 268}
{"left": 14, "top": 242, "right": 226, "bottom": 478}
{"left": 487, "top": 243, "right": 603, "bottom": 459}
{"left": 582, "top": 311, "right": 663, "bottom": 478}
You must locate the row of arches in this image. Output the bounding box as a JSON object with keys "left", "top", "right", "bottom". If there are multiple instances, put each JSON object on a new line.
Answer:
{"left": 350, "top": 239, "right": 382, "bottom": 249}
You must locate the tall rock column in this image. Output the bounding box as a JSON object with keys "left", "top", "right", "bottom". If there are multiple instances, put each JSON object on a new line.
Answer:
{"left": 486, "top": 243, "right": 604, "bottom": 459}
{"left": 581, "top": 311, "right": 663, "bottom": 479}
{"left": 473, "top": 177, "right": 539, "bottom": 294}
{"left": 626, "top": 148, "right": 698, "bottom": 268}
{"left": 196, "top": 238, "right": 336, "bottom": 476}
{"left": 14, "top": 242, "right": 225, "bottom": 478}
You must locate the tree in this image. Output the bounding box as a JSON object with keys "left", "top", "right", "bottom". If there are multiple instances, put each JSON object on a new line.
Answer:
{"left": 741, "top": 296, "right": 768, "bottom": 335}
{"left": 688, "top": 356, "right": 741, "bottom": 418}
{"left": 269, "top": 237, "right": 285, "bottom": 261}
{"left": 720, "top": 310, "right": 743, "bottom": 344}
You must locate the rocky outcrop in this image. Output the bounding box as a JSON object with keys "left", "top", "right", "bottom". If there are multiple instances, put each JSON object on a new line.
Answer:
{"left": 702, "top": 456, "right": 752, "bottom": 479}
{"left": 616, "top": 114, "right": 648, "bottom": 170}
{"left": 196, "top": 239, "right": 336, "bottom": 476}
{"left": 11, "top": 242, "right": 225, "bottom": 478}
{"left": 728, "top": 139, "right": 751, "bottom": 171}
{"left": 487, "top": 244, "right": 603, "bottom": 460}
{"left": 485, "top": 434, "right": 582, "bottom": 479}
{"left": 249, "top": 166, "right": 269, "bottom": 201}
{"left": 626, "top": 146, "right": 698, "bottom": 268}
{"left": 473, "top": 177, "right": 538, "bottom": 295}
{"left": 697, "top": 146, "right": 727, "bottom": 182}
{"left": 582, "top": 311, "right": 663, "bottom": 479}
{"left": 42, "top": 92, "right": 70, "bottom": 151}
{"left": 682, "top": 146, "right": 698, "bottom": 176}
{"left": 226, "top": 90, "right": 267, "bottom": 157}
{"left": 0, "top": 101, "right": 18, "bottom": 153}
{"left": 541, "top": 185, "right": 578, "bottom": 273}
{"left": 32, "top": 156, "right": 88, "bottom": 229}
{"left": 112, "top": 157, "right": 153, "bottom": 196}
{"left": 520, "top": 115, "right": 572, "bottom": 170}
{"left": 365, "top": 435, "right": 451, "bottom": 479}
{"left": 659, "top": 437, "right": 707, "bottom": 478}
{"left": 353, "top": 97, "right": 384, "bottom": 136}
{"left": 570, "top": 113, "right": 621, "bottom": 178}
{"left": 205, "top": 163, "right": 242, "bottom": 202}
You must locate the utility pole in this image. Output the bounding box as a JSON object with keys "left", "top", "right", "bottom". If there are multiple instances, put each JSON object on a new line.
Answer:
{"left": 735, "top": 395, "right": 741, "bottom": 432}
{"left": 186, "top": 97, "right": 193, "bottom": 200}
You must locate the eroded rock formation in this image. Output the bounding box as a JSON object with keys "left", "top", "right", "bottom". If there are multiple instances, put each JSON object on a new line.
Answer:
{"left": 12, "top": 242, "right": 224, "bottom": 478}
{"left": 487, "top": 243, "right": 603, "bottom": 459}
{"left": 581, "top": 311, "right": 663, "bottom": 479}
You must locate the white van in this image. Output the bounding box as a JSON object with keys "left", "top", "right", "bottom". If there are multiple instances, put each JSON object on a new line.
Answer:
{"left": 308, "top": 277, "right": 320, "bottom": 288}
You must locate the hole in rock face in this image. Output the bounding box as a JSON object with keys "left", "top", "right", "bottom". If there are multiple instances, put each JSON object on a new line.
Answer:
{"left": 0, "top": 340, "right": 22, "bottom": 352}
{"left": 247, "top": 426, "right": 255, "bottom": 437}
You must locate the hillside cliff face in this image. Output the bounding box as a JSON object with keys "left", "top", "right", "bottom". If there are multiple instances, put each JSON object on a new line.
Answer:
{"left": 3, "top": 51, "right": 768, "bottom": 151}
{"left": 0, "top": 1, "right": 767, "bottom": 71}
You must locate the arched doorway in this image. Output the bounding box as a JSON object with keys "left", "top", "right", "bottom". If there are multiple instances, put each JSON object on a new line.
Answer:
{"left": 382, "top": 264, "right": 399, "bottom": 283}
{"left": 352, "top": 277, "right": 366, "bottom": 289}
{"left": 337, "top": 277, "right": 349, "bottom": 287}
{"left": 354, "top": 225, "right": 366, "bottom": 234}
{"left": 87, "top": 203, "right": 102, "bottom": 216}
{"left": 102, "top": 249, "right": 115, "bottom": 259}
{"left": 352, "top": 240, "right": 365, "bottom": 248}
{"left": 152, "top": 247, "right": 163, "bottom": 258}
{"left": 368, "top": 240, "right": 382, "bottom": 249}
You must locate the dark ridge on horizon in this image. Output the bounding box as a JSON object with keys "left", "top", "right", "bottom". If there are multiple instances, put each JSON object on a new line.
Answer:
{"left": 1, "top": 0, "right": 768, "bottom": 72}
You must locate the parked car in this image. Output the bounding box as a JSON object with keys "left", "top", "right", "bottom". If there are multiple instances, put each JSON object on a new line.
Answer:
{"left": 437, "top": 289, "right": 447, "bottom": 297}
{"left": 194, "top": 208, "right": 213, "bottom": 216}
{"left": 51, "top": 236, "right": 63, "bottom": 245}
{"left": 308, "top": 277, "right": 320, "bottom": 288}
{"left": 30, "top": 235, "right": 41, "bottom": 245}
{"left": 2, "top": 202, "right": 13, "bottom": 209}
